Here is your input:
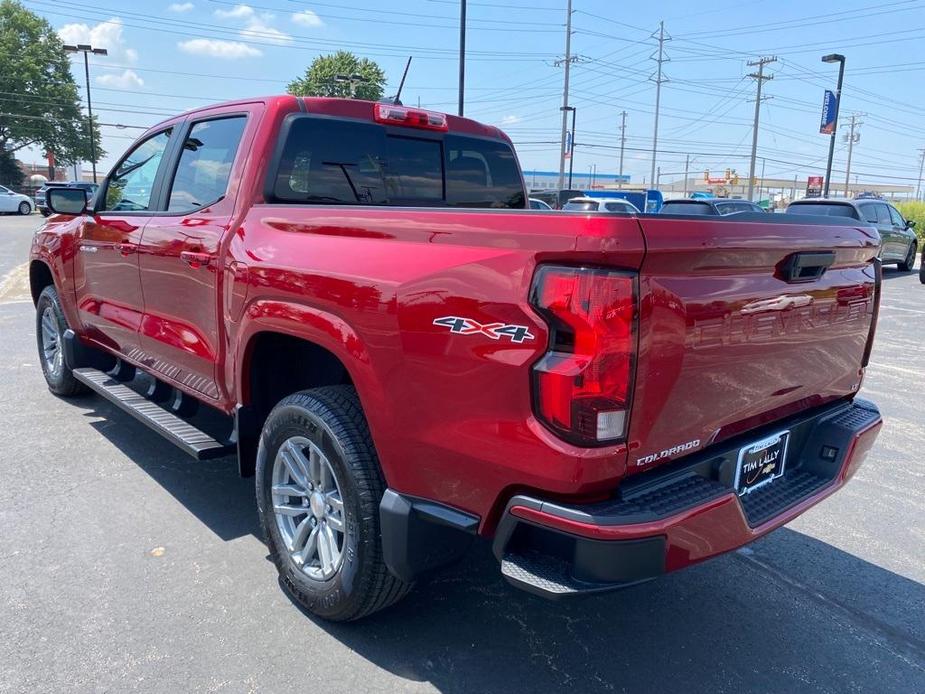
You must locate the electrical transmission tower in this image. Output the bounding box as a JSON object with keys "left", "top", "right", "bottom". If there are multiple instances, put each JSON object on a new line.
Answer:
{"left": 746, "top": 56, "right": 776, "bottom": 201}
{"left": 649, "top": 21, "right": 670, "bottom": 188}
{"left": 556, "top": 0, "right": 576, "bottom": 190}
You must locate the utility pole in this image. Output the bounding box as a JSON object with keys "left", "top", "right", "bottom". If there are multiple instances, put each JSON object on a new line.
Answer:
{"left": 649, "top": 21, "right": 669, "bottom": 188}
{"left": 746, "top": 55, "right": 776, "bottom": 201}
{"left": 683, "top": 154, "right": 690, "bottom": 197}
{"left": 556, "top": 0, "right": 574, "bottom": 190}
{"left": 457, "top": 0, "right": 466, "bottom": 116}
{"left": 916, "top": 148, "right": 925, "bottom": 200}
{"left": 843, "top": 114, "right": 861, "bottom": 198}
{"left": 618, "top": 110, "right": 627, "bottom": 188}
{"left": 63, "top": 43, "right": 108, "bottom": 183}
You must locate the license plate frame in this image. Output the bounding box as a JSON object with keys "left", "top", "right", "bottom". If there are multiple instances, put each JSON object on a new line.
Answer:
{"left": 734, "top": 430, "right": 790, "bottom": 496}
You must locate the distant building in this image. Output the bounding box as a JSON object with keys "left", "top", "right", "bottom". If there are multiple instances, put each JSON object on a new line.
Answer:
{"left": 523, "top": 169, "right": 631, "bottom": 190}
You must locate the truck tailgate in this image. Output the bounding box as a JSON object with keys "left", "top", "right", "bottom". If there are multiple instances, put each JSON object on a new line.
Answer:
{"left": 627, "top": 214, "right": 880, "bottom": 472}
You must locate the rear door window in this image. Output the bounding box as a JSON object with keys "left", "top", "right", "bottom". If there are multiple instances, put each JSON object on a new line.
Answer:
{"left": 167, "top": 116, "right": 247, "bottom": 212}
{"left": 787, "top": 203, "right": 858, "bottom": 218}
{"left": 888, "top": 205, "right": 906, "bottom": 227}
{"left": 875, "top": 204, "right": 892, "bottom": 225}
{"left": 271, "top": 117, "right": 524, "bottom": 208}
{"left": 563, "top": 201, "right": 600, "bottom": 211}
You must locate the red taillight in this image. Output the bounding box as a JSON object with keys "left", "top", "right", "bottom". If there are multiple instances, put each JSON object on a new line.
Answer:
{"left": 374, "top": 103, "right": 449, "bottom": 131}
{"left": 530, "top": 265, "right": 636, "bottom": 446}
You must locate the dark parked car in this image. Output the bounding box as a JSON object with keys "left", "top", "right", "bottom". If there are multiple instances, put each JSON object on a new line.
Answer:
{"left": 35, "top": 181, "right": 99, "bottom": 216}
{"left": 661, "top": 198, "right": 765, "bottom": 215}
{"left": 786, "top": 198, "right": 917, "bottom": 271}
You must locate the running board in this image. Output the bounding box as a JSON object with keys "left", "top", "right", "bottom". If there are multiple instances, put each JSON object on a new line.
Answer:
{"left": 72, "top": 368, "right": 235, "bottom": 460}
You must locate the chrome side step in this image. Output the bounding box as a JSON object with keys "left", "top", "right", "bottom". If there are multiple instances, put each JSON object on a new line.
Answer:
{"left": 72, "top": 368, "right": 235, "bottom": 460}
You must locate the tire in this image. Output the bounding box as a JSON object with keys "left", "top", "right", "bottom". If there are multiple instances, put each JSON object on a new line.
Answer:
{"left": 36, "top": 285, "right": 88, "bottom": 396}
{"left": 18, "top": 201, "right": 31, "bottom": 215}
{"left": 40, "top": 208, "right": 51, "bottom": 217}
{"left": 256, "top": 386, "right": 411, "bottom": 621}
{"left": 898, "top": 242, "right": 917, "bottom": 272}
{"left": 919, "top": 248, "right": 925, "bottom": 284}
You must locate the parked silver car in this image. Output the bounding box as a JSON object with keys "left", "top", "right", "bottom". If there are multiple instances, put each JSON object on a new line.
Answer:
{"left": 0, "top": 185, "right": 33, "bottom": 215}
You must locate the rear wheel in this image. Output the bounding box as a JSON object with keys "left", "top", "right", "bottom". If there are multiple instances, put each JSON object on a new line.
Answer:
{"left": 256, "top": 386, "right": 411, "bottom": 621}
{"left": 36, "top": 285, "right": 88, "bottom": 396}
{"left": 18, "top": 201, "right": 30, "bottom": 215}
{"left": 898, "top": 242, "right": 917, "bottom": 272}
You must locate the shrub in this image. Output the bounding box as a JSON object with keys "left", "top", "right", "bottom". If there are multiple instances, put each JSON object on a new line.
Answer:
{"left": 896, "top": 201, "right": 925, "bottom": 244}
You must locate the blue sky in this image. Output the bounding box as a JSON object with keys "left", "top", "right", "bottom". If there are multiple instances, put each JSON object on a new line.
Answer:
{"left": 24, "top": 0, "right": 925, "bottom": 190}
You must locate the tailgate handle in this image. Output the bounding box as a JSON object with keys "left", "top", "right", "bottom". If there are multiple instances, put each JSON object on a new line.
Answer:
{"left": 779, "top": 251, "right": 835, "bottom": 283}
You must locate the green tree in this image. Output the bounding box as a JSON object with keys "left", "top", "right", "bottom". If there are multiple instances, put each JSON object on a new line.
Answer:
{"left": 287, "top": 51, "right": 386, "bottom": 101}
{"left": 0, "top": 0, "right": 103, "bottom": 175}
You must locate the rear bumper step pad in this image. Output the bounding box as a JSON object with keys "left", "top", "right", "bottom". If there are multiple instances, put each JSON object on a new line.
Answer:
{"left": 493, "top": 399, "right": 882, "bottom": 598}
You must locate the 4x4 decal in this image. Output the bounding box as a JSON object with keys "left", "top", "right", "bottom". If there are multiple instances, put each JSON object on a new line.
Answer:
{"left": 433, "top": 316, "right": 535, "bottom": 343}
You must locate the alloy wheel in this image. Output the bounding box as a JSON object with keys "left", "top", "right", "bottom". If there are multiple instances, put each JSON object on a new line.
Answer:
{"left": 40, "top": 306, "right": 63, "bottom": 377}
{"left": 271, "top": 436, "right": 347, "bottom": 581}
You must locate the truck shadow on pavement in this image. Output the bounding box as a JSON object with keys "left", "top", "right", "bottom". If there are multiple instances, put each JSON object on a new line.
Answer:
{"left": 81, "top": 397, "right": 925, "bottom": 693}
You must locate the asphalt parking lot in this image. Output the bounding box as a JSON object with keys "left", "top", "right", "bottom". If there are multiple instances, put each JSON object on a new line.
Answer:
{"left": 1, "top": 213, "right": 923, "bottom": 693}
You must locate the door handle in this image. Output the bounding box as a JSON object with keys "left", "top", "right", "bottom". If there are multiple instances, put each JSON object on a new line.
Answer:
{"left": 180, "top": 250, "right": 213, "bottom": 269}
{"left": 116, "top": 242, "right": 136, "bottom": 256}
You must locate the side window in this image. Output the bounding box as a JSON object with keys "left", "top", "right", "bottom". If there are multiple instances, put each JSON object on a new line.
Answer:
{"left": 859, "top": 203, "right": 878, "bottom": 223}
{"left": 0, "top": 185, "right": 9, "bottom": 194}
{"left": 167, "top": 117, "right": 247, "bottom": 212}
{"left": 715, "top": 202, "right": 732, "bottom": 215}
{"left": 874, "top": 204, "right": 892, "bottom": 225}
{"left": 103, "top": 129, "right": 172, "bottom": 212}
{"left": 888, "top": 205, "right": 905, "bottom": 227}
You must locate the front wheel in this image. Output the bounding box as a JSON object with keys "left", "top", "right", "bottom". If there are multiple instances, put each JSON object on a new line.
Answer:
{"left": 18, "top": 201, "right": 31, "bottom": 215}
{"left": 898, "top": 242, "right": 917, "bottom": 272}
{"left": 36, "top": 285, "right": 88, "bottom": 396}
{"left": 256, "top": 386, "right": 411, "bottom": 621}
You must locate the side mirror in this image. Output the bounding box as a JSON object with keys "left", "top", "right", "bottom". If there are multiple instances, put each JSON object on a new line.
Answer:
{"left": 907, "top": 219, "right": 916, "bottom": 229}
{"left": 46, "top": 187, "right": 88, "bottom": 215}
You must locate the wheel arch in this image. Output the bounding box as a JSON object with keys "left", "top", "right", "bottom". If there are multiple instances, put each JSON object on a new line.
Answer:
{"left": 29, "top": 259, "right": 55, "bottom": 305}
{"left": 232, "top": 301, "right": 389, "bottom": 478}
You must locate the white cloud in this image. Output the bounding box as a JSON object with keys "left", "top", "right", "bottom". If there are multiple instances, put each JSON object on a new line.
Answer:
{"left": 292, "top": 10, "right": 323, "bottom": 27}
{"left": 167, "top": 2, "right": 194, "bottom": 12}
{"left": 177, "top": 38, "right": 262, "bottom": 58}
{"left": 500, "top": 115, "right": 522, "bottom": 125}
{"left": 214, "top": 3, "right": 254, "bottom": 19}
{"left": 58, "top": 17, "right": 138, "bottom": 63}
{"left": 95, "top": 69, "right": 144, "bottom": 89}
{"left": 240, "top": 18, "right": 292, "bottom": 45}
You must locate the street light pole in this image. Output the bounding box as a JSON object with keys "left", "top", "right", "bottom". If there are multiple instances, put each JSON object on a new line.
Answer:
{"left": 822, "top": 53, "right": 845, "bottom": 198}
{"left": 64, "top": 43, "right": 108, "bottom": 183}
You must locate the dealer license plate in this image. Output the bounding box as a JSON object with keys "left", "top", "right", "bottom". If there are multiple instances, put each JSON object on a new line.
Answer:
{"left": 734, "top": 430, "right": 790, "bottom": 495}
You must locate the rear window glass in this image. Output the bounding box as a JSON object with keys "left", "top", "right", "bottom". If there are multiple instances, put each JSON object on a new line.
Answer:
{"left": 271, "top": 117, "right": 524, "bottom": 208}
{"left": 787, "top": 203, "right": 858, "bottom": 218}
{"left": 662, "top": 202, "right": 714, "bottom": 215}
{"left": 563, "top": 200, "right": 599, "bottom": 211}
{"left": 603, "top": 201, "right": 634, "bottom": 213}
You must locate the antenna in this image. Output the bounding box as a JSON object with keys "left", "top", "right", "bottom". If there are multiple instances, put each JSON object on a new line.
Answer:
{"left": 389, "top": 56, "right": 413, "bottom": 105}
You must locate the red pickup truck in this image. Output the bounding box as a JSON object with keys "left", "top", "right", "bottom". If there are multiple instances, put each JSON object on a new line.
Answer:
{"left": 31, "top": 96, "right": 883, "bottom": 621}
